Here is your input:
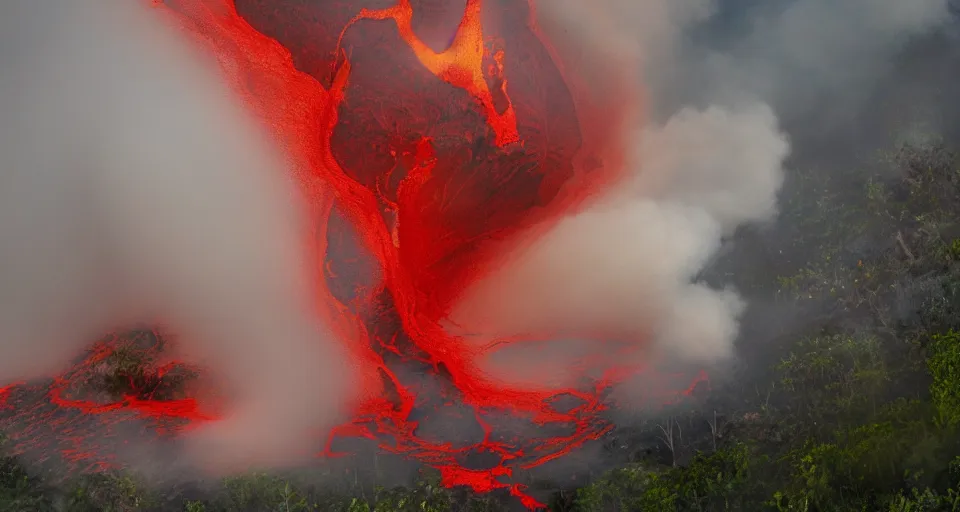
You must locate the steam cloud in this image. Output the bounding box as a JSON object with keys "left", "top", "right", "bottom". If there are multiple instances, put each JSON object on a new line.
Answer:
{"left": 0, "top": 0, "right": 357, "bottom": 474}
{"left": 450, "top": 0, "right": 953, "bottom": 390}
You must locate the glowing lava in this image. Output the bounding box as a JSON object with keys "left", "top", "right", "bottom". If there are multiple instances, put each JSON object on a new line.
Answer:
{"left": 337, "top": 0, "right": 520, "bottom": 147}
{"left": 0, "top": 1, "right": 707, "bottom": 510}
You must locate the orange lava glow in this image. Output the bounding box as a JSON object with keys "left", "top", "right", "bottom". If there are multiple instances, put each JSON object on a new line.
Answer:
{"left": 337, "top": 0, "right": 520, "bottom": 147}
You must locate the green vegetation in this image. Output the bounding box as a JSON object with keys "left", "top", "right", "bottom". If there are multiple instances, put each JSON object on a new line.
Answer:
{"left": 2, "top": 141, "right": 960, "bottom": 510}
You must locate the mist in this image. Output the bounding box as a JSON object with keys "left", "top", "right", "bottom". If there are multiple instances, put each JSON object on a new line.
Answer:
{"left": 449, "top": 0, "right": 954, "bottom": 392}
{"left": 0, "top": 0, "right": 358, "bottom": 475}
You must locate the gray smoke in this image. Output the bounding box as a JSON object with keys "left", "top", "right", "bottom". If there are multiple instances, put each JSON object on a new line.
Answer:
{"left": 448, "top": 0, "right": 952, "bottom": 392}
{"left": 0, "top": 0, "right": 358, "bottom": 474}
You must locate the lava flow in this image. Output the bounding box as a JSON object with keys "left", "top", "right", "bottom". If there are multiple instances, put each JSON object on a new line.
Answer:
{"left": 0, "top": 0, "right": 707, "bottom": 509}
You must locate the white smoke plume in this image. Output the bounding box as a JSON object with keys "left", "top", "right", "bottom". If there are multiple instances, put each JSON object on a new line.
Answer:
{"left": 0, "top": 0, "right": 358, "bottom": 474}
{"left": 450, "top": 0, "right": 952, "bottom": 391}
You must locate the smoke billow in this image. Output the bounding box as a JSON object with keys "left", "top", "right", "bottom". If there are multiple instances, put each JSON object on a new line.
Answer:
{"left": 450, "top": 0, "right": 953, "bottom": 392}
{"left": 0, "top": 0, "right": 358, "bottom": 474}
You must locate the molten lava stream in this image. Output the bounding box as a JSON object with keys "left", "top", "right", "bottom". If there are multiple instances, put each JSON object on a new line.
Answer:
{"left": 0, "top": 1, "right": 711, "bottom": 510}
{"left": 311, "top": 61, "right": 585, "bottom": 505}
